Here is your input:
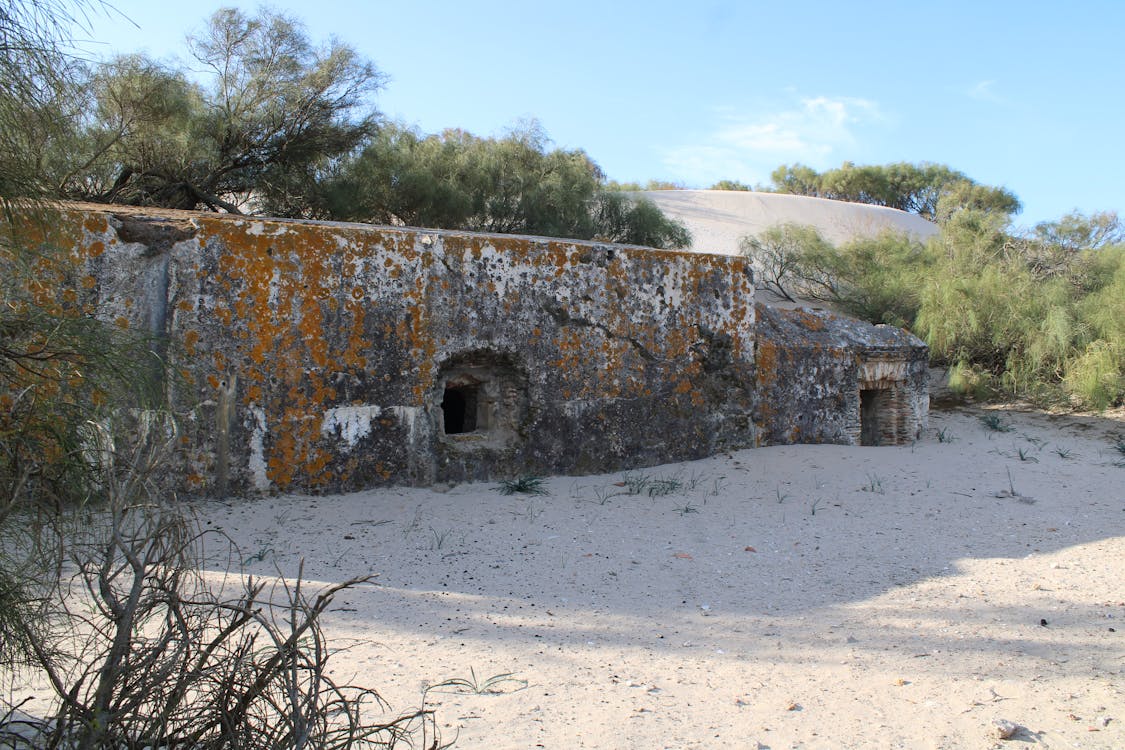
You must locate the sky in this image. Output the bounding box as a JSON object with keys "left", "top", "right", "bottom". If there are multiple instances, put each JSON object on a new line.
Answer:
{"left": 77, "top": 0, "right": 1125, "bottom": 228}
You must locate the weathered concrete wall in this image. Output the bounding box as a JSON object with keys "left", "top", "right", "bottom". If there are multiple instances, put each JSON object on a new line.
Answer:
{"left": 15, "top": 204, "right": 757, "bottom": 495}
{"left": 754, "top": 303, "right": 928, "bottom": 446}
{"left": 7, "top": 204, "right": 932, "bottom": 496}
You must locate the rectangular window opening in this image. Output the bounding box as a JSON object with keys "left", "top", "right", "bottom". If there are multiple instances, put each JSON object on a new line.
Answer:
{"left": 442, "top": 384, "right": 479, "bottom": 434}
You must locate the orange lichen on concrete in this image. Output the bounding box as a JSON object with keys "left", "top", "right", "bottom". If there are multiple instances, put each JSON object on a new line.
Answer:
{"left": 82, "top": 214, "right": 109, "bottom": 234}
{"left": 755, "top": 338, "right": 780, "bottom": 383}
{"left": 9, "top": 204, "right": 766, "bottom": 494}
{"left": 792, "top": 309, "right": 828, "bottom": 331}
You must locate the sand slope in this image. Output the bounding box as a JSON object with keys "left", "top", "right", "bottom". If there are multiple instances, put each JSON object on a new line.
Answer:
{"left": 639, "top": 190, "right": 939, "bottom": 256}
{"left": 194, "top": 404, "right": 1124, "bottom": 749}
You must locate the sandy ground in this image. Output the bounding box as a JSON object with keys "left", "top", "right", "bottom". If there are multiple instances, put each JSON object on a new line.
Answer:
{"left": 188, "top": 403, "right": 1125, "bottom": 749}
{"left": 638, "top": 190, "right": 940, "bottom": 256}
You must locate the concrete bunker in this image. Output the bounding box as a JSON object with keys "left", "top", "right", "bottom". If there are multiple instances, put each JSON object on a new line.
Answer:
{"left": 754, "top": 303, "right": 928, "bottom": 446}
{"left": 10, "top": 203, "right": 930, "bottom": 496}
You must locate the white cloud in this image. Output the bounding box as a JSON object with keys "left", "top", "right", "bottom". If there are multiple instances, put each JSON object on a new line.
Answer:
{"left": 660, "top": 95, "right": 884, "bottom": 186}
{"left": 967, "top": 79, "right": 1004, "bottom": 103}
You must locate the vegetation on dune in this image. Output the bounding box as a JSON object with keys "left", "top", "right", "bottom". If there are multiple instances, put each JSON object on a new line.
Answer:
{"left": 741, "top": 204, "right": 1125, "bottom": 409}
{"left": 764, "top": 161, "right": 1022, "bottom": 222}
{"left": 323, "top": 120, "right": 691, "bottom": 248}
{"left": 605, "top": 178, "right": 688, "bottom": 192}
{"left": 709, "top": 179, "right": 752, "bottom": 191}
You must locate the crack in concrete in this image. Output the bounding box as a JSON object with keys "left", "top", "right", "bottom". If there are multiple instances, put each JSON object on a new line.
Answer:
{"left": 541, "top": 301, "right": 658, "bottom": 362}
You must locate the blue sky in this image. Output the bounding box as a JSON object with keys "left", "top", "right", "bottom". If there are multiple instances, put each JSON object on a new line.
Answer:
{"left": 80, "top": 1, "right": 1124, "bottom": 228}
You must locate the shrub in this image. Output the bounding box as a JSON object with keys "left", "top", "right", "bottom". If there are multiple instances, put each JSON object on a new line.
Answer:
{"left": 496, "top": 475, "right": 550, "bottom": 496}
{"left": 742, "top": 205, "right": 1124, "bottom": 410}
{"left": 1, "top": 415, "right": 441, "bottom": 749}
{"left": 1063, "top": 340, "right": 1124, "bottom": 409}
{"left": 823, "top": 232, "right": 929, "bottom": 327}
{"left": 739, "top": 223, "right": 836, "bottom": 302}
{"left": 916, "top": 212, "right": 1124, "bottom": 408}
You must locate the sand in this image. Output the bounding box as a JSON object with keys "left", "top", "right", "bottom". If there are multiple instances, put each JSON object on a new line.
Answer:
{"left": 637, "top": 190, "right": 939, "bottom": 256}
{"left": 194, "top": 402, "right": 1125, "bottom": 749}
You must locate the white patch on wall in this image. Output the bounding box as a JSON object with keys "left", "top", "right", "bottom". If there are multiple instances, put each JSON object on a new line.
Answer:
{"left": 660, "top": 258, "right": 688, "bottom": 311}
{"left": 247, "top": 407, "right": 270, "bottom": 491}
{"left": 859, "top": 359, "right": 909, "bottom": 384}
{"left": 321, "top": 405, "right": 383, "bottom": 447}
{"left": 474, "top": 244, "right": 518, "bottom": 299}
{"left": 245, "top": 221, "right": 289, "bottom": 237}
{"left": 390, "top": 406, "right": 421, "bottom": 446}
{"left": 320, "top": 405, "right": 423, "bottom": 448}
{"left": 267, "top": 267, "right": 281, "bottom": 307}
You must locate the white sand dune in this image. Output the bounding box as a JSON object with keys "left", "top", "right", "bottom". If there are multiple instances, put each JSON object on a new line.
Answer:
{"left": 187, "top": 405, "right": 1120, "bottom": 749}
{"left": 639, "top": 190, "right": 940, "bottom": 255}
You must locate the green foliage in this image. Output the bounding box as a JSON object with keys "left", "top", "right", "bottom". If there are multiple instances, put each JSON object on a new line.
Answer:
{"left": 604, "top": 180, "right": 645, "bottom": 192}
{"left": 641, "top": 179, "right": 687, "bottom": 191}
{"left": 710, "top": 179, "right": 752, "bottom": 191}
{"left": 979, "top": 414, "right": 1014, "bottom": 433}
{"left": 769, "top": 163, "right": 820, "bottom": 197}
{"left": 946, "top": 361, "right": 995, "bottom": 400}
{"left": 917, "top": 212, "right": 1124, "bottom": 408}
{"left": 326, "top": 121, "right": 691, "bottom": 248}
{"left": 767, "top": 161, "right": 1020, "bottom": 222}
{"left": 34, "top": 7, "right": 383, "bottom": 214}
{"left": 0, "top": 1, "right": 95, "bottom": 200}
{"left": 1034, "top": 210, "right": 1123, "bottom": 253}
{"left": 745, "top": 201, "right": 1123, "bottom": 409}
{"left": 590, "top": 191, "right": 691, "bottom": 248}
{"left": 57, "top": 55, "right": 205, "bottom": 204}
{"left": 738, "top": 223, "right": 835, "bottom": 302}
{"left": 740, "top": 223, "right": 927, "bottom": 325}
{"left": 591, "top": 178, "right": 688, "bottom": 192}
{"left": 496, "top": 475, "right": 550, "bottom": 496}
{"left": 818, "top": 232, "right": 930, "bottom": 326}
{"left": 1063, "top": 340, "right": 1124, "bottom": 410}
